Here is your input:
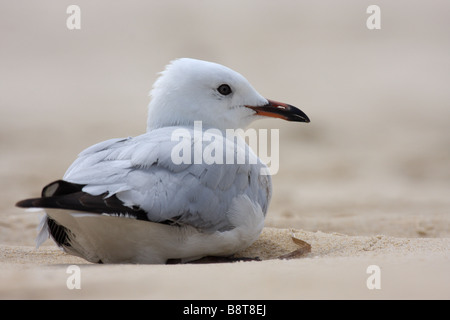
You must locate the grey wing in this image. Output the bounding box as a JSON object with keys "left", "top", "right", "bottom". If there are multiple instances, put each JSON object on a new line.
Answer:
{"left": 63, "top": 127, "right": 272, "bottom": 232}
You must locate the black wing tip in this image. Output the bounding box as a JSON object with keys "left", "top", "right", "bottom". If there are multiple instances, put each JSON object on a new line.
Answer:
{"left": 42, "top": 180, "right": 85, "bottom": 197}
{"left": 16, "top": 198, "right": 42, "bottom": 208}
{"left": 16, "top": 180, "right": 150, "bottom": 221}
{"left": 16, "top": 180, "right": 86, "bottom": 209}
{"left": 16, "top": 180, "right": 151, "bottom": 222}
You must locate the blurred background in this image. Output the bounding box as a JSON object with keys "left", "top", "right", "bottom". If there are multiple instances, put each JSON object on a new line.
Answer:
{"left": 1, "top": 0, "right": 449, "bottom": 245}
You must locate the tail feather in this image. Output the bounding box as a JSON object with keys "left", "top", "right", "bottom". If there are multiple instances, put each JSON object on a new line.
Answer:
{"left": 35, "top": 214, "right": 49, "bottom": 248}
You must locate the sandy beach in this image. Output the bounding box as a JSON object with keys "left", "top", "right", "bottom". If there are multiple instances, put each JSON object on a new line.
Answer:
{"left": 1, "top": 229, "right": 449, "bottom": 299}
{"left": 1, "top": 1, "right": 449, "bottom": 299}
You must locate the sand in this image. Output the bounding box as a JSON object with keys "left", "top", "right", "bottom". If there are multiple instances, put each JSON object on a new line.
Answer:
{"left": 1, "top": 229, "right": 449, "bottom": 299}
{"left": 1, "top": 1, "right": 450, "bottom": 299}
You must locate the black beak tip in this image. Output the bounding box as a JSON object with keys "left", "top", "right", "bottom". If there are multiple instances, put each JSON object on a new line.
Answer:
{"left": 299, "top": 114, "right": 311, "bottom": 123}
{"left": 304, "top": 115, "right": 311, "bottom": 123}
{"left": 288, "top": 104, "right": 310, "bottom": 123}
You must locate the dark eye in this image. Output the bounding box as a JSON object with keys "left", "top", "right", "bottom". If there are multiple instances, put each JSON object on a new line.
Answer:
{"left": 217, "top": 84, "right": 232, "bottom": 96}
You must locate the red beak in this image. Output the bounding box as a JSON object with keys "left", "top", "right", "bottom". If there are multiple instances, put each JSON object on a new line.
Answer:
{"left": 246, "top": 99, "right": 310, "bottom": 123}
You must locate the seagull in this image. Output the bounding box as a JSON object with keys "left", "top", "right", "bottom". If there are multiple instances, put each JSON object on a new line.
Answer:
{"left": 16, "top": 58, "right": 310, "bottom": 264}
